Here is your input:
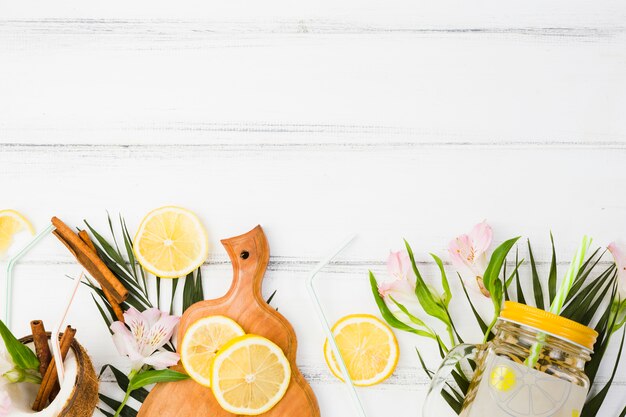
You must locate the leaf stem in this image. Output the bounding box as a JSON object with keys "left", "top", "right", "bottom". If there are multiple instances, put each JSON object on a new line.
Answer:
{"left": 114, "top": 369, "right": 138, "bottom": 417}
{"left": 483, "top": 316, "right": 497, "bottom": 344}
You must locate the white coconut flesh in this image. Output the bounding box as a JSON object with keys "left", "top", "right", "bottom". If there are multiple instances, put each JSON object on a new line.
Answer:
{"left": 4, "top": 342, "right": 78, "bottom": 417}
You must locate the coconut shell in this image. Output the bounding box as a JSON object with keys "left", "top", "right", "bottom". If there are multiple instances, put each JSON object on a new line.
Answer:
{"left": 19, "top": 334, "right": 99, "bottom": 417}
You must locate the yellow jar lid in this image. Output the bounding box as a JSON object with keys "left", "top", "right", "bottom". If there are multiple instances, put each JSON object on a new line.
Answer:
{"left": 500, "top": 301, "right": 598, "bottom": 351}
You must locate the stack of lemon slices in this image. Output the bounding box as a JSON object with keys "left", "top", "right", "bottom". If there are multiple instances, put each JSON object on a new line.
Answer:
{"left": 181, "top": 316, "right": 292, "bottom": 415}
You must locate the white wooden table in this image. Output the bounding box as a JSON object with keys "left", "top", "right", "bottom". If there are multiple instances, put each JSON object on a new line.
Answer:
{"left": 1, "top": 1, "right": 625, "bottom": 415}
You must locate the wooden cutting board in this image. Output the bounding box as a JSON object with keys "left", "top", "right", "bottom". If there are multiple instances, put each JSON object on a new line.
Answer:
{"left": 138, "top": 225, "right": 320, "bottom": 417}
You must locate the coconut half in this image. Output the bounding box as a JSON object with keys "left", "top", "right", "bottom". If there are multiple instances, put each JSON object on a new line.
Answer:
{"left": 8, "top": 335, "right": 99, "bottom": 417}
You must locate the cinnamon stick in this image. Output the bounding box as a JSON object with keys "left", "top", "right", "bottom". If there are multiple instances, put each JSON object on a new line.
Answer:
{"left": 51, "top": 217, "right": 128, "bottom": 303}
{"left": 78, "top": 230, "right": 125, "bottom": 322}
{"left": 30, "top": 320, "right": 52, "bottom": 376}
{"left": 32, "top": 326, "right": 76, "bottom": 411}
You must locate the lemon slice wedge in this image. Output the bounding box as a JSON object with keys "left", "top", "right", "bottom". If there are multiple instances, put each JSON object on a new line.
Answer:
{"left": 0, "top": 209, "right": 35, "bottom": 255}
{"left": 211, "top": 335, "right": 291, "bottom": 415}
{"left": 180, "top": 316, "right": 245, "bottom": 387}
{"left": 133, "top": 206, "right": 208, "bottom": 278}
{"left": 324, "top": 314, "right": 399, "bottom": 386}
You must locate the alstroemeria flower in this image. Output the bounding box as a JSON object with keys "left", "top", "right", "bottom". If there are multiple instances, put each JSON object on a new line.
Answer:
{"left": 0, "top": 390, "right": 10, "bottom": 417}
{"left": 378, "top": 251, "right": 421, "bottom": 315}
{"left": 0, "top": 352, "right": 12, "bottom": 379}
{"left": 110, "top": 308, "right": 180, "bottom": 371}
{"left": 449, "top": 221, "right": 493, "bottom": 297}
{"left": 608, "top": 242, "right": 626, "bottom": 299}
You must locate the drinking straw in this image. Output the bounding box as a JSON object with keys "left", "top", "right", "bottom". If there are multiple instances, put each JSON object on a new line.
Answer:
{"left": 4, "top": 224, "right": 55, "bottom": 329}
{"left": 525, "top": 236, "right": 592, "bottom": 367}
{"left": 305, "top": 234, "right": 368, "bottom": 417}
{"left": 52, "top": 270, "right": 84, "bottom": 385}
{"left": 3, "top": 223, "right": 84, "bottom": 384}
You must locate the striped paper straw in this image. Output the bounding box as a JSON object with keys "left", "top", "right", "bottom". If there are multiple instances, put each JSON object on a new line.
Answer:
{"left": 525, "top": 236, "right": 592, "bottom": 368}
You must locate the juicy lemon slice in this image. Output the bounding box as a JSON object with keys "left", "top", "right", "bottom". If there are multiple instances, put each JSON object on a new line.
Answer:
{"left": 0, "top": 210, "right": 35, "bottom": 255}
{"left": 133, "top": 206, "right": 208, "bottom": 278}
{"left": 181, "top": 316, "right": 245, "bottom": 387}
{"left": 324, "top": 314, "right": 399, "bottom": 386}
{"left": 211, "top": 335, "right": 291, "bottom": 415}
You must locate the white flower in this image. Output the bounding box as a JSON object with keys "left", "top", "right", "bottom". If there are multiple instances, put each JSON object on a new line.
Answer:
{"left": 0, "top": 390, "right": 10, "bottom": 417}
{"left": 0, "top": 352, "right": 12, "bottom": 378}
{"left": 110, "top": 308, "right": 180, "bottom": 371}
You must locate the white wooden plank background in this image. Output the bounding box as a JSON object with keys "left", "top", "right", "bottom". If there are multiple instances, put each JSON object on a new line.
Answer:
{"left": 1, "top": 1, "right": 625, "bottom": 415}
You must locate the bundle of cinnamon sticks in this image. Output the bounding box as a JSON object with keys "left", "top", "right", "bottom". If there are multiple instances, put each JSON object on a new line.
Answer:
{"left": 51, "top": 217, "right": 127, "bottom": 322}
{"left": 30, "top": 320, "right": 76, "bottom": 411}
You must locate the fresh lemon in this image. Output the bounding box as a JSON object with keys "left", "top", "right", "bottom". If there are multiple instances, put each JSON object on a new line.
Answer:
{"left": 211, "top": 335, "right": 291, "bottom": 415}
{"left": 181, "top": 316, "right": 245, "bottom": 387}
{"left": 133, "top": 206, "right": 208, "bottom": 278}
{"left": 324, "top": 314, "right": 399, "bottom": 386}
{"left": 0, "top": 210, "right": 35, "bottom": 255}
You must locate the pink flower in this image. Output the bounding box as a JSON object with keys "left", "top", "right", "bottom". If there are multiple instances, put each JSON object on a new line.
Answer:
{"left": 378, "top": 251, "right": 420, "bottom": 313}
{"left": 110, "top": 308, "right": 180, "bottom": 371}
{"left": 0, "top": 390, "right": 10, "bottom": 417}
{"left": 448, "top": 221, "right": 493, "bottom": 297}
{"left": 608, "top": 242, "right": 626, "bottom": 299}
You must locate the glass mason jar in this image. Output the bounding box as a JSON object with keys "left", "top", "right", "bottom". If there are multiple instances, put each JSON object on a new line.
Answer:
{"left": 423, "top": 301, "right": 598, "bottom": 417}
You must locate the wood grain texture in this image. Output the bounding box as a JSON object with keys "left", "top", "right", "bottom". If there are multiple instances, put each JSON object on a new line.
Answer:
{"left": 1, "top": 2, "right": 626, "bottom": 415}
{"left": 138, "top": 226, "right": 319, "bottom": 417}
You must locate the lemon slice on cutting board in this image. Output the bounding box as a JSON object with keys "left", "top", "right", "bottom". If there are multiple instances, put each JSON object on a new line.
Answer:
{"left": 181, "top": 316, "right": 245, "bottom": 387}
{"left": 0, "top": 210, "right": 35, "bottom": 255}
{"left": 211, "top": 335, "right": 291, "bottom": 415}
{"left": 324, "top": 314, "right": 399, "bottom": 386}
{"left": 133, "top": 206, "right": 208, "bottom": 278}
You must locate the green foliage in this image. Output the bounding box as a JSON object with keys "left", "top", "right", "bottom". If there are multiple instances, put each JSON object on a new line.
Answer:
{"left": 0, "top": 319, "right": 40, "bottom": 372}
{"left": 371, "top": 233, "right": 624, "bottom": 416}
{"left": 83, "top": 214, "right": 204, "bottom": 417}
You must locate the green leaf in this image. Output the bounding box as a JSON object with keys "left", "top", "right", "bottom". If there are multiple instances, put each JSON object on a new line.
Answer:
{"left": 99, "top": 394, "right": 138, "bottom": 417}
{"left": 156, "top": 277, "right": 162, "bottom": 310}
{"left": 581, "top": 328, "right": 625, "bottom": 417}
{"left": 129, "top": 369, "right": 190, "bottom": 391}
{"left": 404, "top": 240, "right": 450, "bottom": 327}
{"left": 483, "top": 237, "right": 520, "bottom": 316}
{"left": 514, "top": 249, "right": 526, "bottom": 304}
{"left": 458, "top": 274, "right": 488, "bottom": 335}
{"left": 388, "top": 297, "right": 436, "bottom": 339}
{"left": 266, "top": 289, "right": 277, "bottom": 305}
{"left": 527, "top": 240, "right": 544, "bottom": 310}
{"left": 0, "top": 319, "right": 40, "bottom": 371}
{"left": 548, "top": 232, "right": 557, "bottom": 304}
{"left": 566, "top": 248, "right": 603, "bottom": 303}
{"left": 170, "top": 278, "right": 179, "bottom": 315}
{"left": 100, "top": 364, "right": 149, "bottom": 403}
{"left": 431, "top": 253, "right": 452, "bottom": 307}
{"left": 369, "top": 272, "right": 434, "bottom": 338}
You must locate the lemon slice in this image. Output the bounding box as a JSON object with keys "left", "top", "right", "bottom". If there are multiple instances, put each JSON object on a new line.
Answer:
{"left": 0, "top": 210, "right": 35, "bottom": 255}
{"left": 211, "top": 335, "right": 291, "bottom": 415}
{"left": 180, "top": 316, "right": 245, "bottom": 387}
{"left": 324, "top": 314, "right": 399, "bottom": 386}
{"left": 133, "top": 206, "right": 208, "bottom": 278}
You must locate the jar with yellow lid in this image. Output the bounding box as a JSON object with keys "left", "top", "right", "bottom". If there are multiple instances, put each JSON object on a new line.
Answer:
{"left": 423, "top": 301, "right": 598, "bottom": 417}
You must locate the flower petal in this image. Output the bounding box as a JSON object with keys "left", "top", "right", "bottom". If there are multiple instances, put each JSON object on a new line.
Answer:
{"left": 144, "top": 314, "right": 179, "bottom": 354}
{"left": 0, "top": 389, "right": 11, "bottom": 417}
{"left": 0, "top": 352, "right": 13, "bottom": 376}
{"left": 144, "top": 351, "right": 180, "bottom": 370}
{"left": 110, "top": 322, "right": 139, "bottom": 358}
{"left": 469, "top": 221, "right": 493, "bottom": 256}
{"left": 124, "top": 307, "right": 150, "bottom": 343}
{"left": 609, "top": 242, "right": 626, "bottom": 298}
